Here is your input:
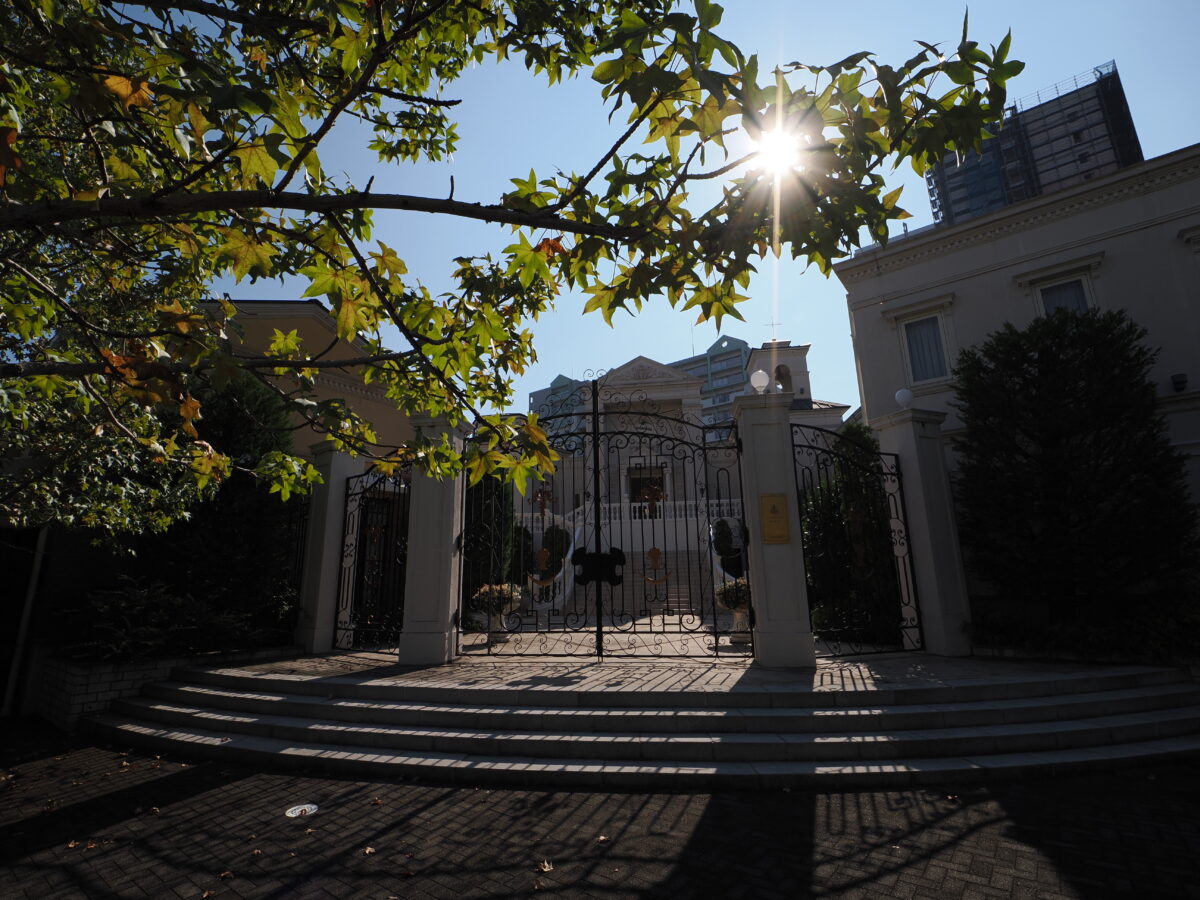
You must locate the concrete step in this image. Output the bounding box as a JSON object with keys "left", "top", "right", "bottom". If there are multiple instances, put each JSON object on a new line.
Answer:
{"left": 83, "top": 713, "right": 1200, "bottom": 790}
{"left": 171, "top": 664, "right": 1186, "bottom": 709}
{"left": 140, "top": 680, "right": 1200, "bottom": 735}
{"left": 110, "top": 696, "right": 1200, "bottom": 763}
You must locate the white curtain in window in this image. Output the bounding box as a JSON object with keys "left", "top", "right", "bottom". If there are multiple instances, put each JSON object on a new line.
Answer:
{"left": 904, "top": 316, "right": 947, "bottom": 382}
{"left": 1040, "top": 279, "right": 1088, "bottom": 314}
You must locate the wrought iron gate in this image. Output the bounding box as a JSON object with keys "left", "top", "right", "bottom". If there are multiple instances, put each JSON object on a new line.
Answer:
{"left": 792, "top": 424, "right": 922, "bottom": 656}
{"left": 460, "top": 378, "right": 750, "bottom": 657}
{"left": 334, "top": 465, "right": 412, "bottom": 649}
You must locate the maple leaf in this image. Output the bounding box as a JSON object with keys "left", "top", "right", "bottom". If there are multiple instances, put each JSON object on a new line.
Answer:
{"left": 534, "top": 236, "right": 567, "bottom": 259}
{"left": 536, "top": 860, "right": 554, "bottom": 872}
{"left": 102, "top": 74, "right": 154, "bottom": 112}
{"left": 233, "top": 140, "right": 280, "bottom": 188}
{"left": 179, "top": 394, "right": 202, "bottom": 438}
{"left": 219, "top": 230, "right": 278, "bottom": 282}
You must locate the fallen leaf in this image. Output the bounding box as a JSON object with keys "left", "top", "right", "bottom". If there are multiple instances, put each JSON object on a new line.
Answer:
{"left": 86, "top": 840, "right": 97, "bottom": 850}
{"left": 150, "top": 807, "right": 161, "bottom": 815}
{"left": 533, "top": 879, "right": 546, "bottom": 891}
{"left": 250, "top": 849, "right": 262, "bottom": 857}
{"left": 597, "top": 835, "right": 609, "bottom": 843}
{"left": 362, "top": 847, "right": 376, "bottom": 856}
{"left": 202, "top": 892, "right": 216, "bottom": 899}
{"left": 536, "top": 860, "right": 554, "bottom": 873}
{"left": 67, "top": 840, "right": 79, "bottom": 849}
{"left": 218, "top": 870, "right": 233, "bottom": 880}
{"left": 370, "top": 797, "right": 382, "bottom": 806}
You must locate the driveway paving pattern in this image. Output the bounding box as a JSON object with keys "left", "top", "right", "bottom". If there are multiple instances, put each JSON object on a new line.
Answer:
{"left": 3, "top": 720, "right": 1199, "bottom": 899}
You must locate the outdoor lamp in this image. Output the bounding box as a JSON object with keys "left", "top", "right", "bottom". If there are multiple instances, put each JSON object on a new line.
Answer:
{"left": 895, "top": 388, "right": 914, "bottom": 409}
{"left": 750, "top": 369, "right": 771, "bottom": 394}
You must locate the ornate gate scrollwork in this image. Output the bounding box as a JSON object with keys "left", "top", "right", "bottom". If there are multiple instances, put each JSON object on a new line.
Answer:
{"left": 334, "top": 465, "right": 412, "bottom": 650}
{"left": 460, "top": 376, "right": 750, "bottom": 658}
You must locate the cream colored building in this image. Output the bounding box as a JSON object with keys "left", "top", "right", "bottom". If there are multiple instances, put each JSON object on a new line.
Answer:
{"left": 223, "top": 299, "right": 414, "bottom": 456}
{"left": 836, "top": 142, "right": 1200, "bottom": 497}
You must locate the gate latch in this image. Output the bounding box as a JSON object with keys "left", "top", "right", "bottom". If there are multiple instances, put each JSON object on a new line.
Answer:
{"left": 572, "top": 547, "right": 625, "bottom": 586}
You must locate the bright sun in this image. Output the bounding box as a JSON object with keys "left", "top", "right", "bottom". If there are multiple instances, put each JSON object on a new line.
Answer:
{"left": 752, "top": 128, "right": 801, "bottom": 175}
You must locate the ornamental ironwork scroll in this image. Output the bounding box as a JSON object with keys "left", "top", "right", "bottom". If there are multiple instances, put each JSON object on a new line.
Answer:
{"left": 334, "top": 464, "right": 412, "bottom": 650}
{"left": 459, "top": 374, "right": 749, "bottom": 658}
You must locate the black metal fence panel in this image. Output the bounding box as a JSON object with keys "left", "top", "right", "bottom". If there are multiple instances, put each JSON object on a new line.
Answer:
{"left": 460, "top": 378, "right": 751, "bottom": 658}
{"left": 335, "top": 466, "right": 412, "bottom": 650}
{"left": 791, "top": 424, "right": 923, "bottom": 656}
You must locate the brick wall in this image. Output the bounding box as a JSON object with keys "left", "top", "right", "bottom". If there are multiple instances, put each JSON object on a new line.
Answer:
{"left": 25, "top": 645, "right": 300, "bottom": 731}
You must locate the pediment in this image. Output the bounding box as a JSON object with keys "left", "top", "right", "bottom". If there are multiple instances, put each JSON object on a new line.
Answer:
{"left": 604, "top": 355, "right": 701, "bottom": 385}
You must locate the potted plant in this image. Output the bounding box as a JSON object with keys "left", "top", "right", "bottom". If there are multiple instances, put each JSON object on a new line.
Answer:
{"left": 715, "top": 578, "right": 752, "bottom": 644}
{"left": 470, "top": 583, "right": 523, "bottom": 638}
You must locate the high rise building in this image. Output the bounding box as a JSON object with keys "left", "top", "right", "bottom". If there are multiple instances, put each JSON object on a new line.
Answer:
{"left": 925, "top": 61, "right": 1143, "bottom": 225}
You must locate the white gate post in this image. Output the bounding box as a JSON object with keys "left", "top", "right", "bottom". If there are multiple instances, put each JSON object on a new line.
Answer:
{"left": 296, "top": 441, "right": 360, "bottom": 654}
{"left": 873, "top": 408, "right": 972, "bottom": 656}
{"left": 733, "top": 391, "right": 817, "bottom": 667}
{"left": 394, "top": 416, "right": 463, "bottom": 665}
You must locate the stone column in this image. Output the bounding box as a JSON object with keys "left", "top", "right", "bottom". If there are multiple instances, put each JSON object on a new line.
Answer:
{"left": 295, "top": 441, "right": 360, "bottom": 654}
{"left": 732, "top": 391, "right": 816, "bottom": 667}
{"left": 394, "top": 417, "right": 463, "bottom": 666}
{"left": 873, "top": 408, "right": 972, "bottom": 656}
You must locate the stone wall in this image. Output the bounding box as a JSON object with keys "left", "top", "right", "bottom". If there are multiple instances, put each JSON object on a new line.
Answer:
{"left": 24, "top": 644, "right": 300, "bottom": 732}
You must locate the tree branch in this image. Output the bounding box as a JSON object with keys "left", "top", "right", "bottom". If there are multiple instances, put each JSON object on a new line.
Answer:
{"left": 132, "top": 0, "right": 320, "bottom": 34}
{"left": 0, "top": 190, "right": 637, "bottom": 240}
{"left": 0, "top": 350, "right": 424, "bottom": 380}
{"left": 364, "top": 86, "right": 462, "bottom": 107}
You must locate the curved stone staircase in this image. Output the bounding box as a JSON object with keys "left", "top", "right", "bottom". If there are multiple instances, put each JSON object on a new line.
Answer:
{"left": 84, "top": 656, "right": 1200, "bottom": 789}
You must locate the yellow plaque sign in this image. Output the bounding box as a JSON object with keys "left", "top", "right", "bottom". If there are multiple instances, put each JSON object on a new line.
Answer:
{"left": 759, "top": 493, "right": 790, "bottom": 544}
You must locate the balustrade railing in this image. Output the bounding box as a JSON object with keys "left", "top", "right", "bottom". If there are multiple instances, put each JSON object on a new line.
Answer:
{"left": 518, "top": 498, "right": 742, "bottom": 529}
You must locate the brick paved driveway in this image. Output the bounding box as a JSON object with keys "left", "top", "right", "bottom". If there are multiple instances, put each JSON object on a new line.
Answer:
{"left": 3, "top": 719, "right": 1199, "bottom": 899}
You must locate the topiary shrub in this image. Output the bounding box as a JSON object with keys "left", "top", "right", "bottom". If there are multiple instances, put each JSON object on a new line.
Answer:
{"left": 540, "top": 524, "right": 572, "bottom": 574}
{"left": 710, "top": 518, "right": 746, "bottom": 579}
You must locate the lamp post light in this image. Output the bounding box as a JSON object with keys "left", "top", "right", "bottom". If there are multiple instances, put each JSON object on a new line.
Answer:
{"left": 750, "top": 369, "right": 771, "bottom": 395}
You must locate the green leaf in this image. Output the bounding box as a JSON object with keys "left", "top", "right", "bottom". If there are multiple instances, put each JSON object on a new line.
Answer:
{"left": 219, "top": 230, "right": 278, "bottom": 282}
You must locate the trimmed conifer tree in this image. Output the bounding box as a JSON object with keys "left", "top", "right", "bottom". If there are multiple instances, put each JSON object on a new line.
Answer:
{"left": 952, "top": 309, "right": 1198, "bottom": 653}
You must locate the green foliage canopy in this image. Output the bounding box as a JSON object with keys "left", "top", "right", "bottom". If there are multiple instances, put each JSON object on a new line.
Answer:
{"left": 0, "top": 0, "right": 1023, "bottom": 531}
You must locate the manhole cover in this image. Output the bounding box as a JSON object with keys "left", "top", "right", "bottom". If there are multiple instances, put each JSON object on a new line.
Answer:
{"left": 285, "top": 804, "right": 319, "bottom": 818}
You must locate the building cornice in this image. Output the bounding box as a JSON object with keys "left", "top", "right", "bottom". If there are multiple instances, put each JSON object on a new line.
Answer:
{"left": 837, "top": 144, "right": 1200, "bottom": 285}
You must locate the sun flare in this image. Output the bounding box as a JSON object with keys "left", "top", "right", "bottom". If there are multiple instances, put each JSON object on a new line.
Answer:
{"left": 752, "top": 128, "right": 801, "bottom": 175}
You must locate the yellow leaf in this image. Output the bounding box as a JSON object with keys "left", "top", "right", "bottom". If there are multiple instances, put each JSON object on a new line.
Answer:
{"left": 335, "top": 295, "right": 361, "bottom": 340}
{"left": 102, "top": 74, "right": 154, "bottom": 112}
{"left": 179, "top": 394, "right": 202, "bottom": 438}
{"left": 233, "top": 141, "right": 279, "bottom": 188}
{"left": 72, "top": 187, "right": 109, "bottom": 202}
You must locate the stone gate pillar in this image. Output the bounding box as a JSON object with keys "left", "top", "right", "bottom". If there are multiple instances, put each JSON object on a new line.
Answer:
{"left": 296, "top": 441, "right": 360, "bottom": 654}
{"left": 873, "top": 408, "right": 972, "bottom": 656}
{"left": 394, "top": 416, "right": 463, "bottom": 665}
{"left": 732, "top": 391, "right": 816, "bottom": 667}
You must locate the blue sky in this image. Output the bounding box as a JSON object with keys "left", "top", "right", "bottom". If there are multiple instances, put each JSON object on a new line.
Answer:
{"left": 218, "top": 0, "right": 1200, "bottom": 414}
